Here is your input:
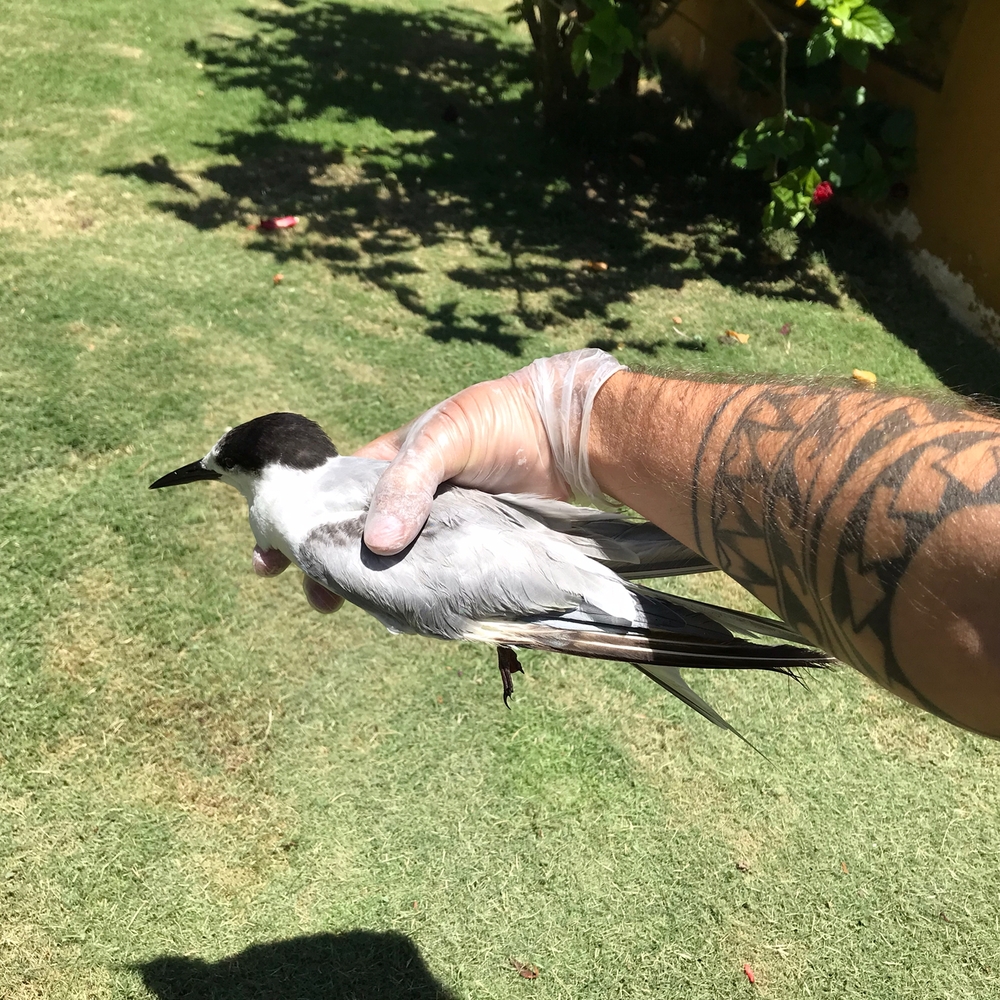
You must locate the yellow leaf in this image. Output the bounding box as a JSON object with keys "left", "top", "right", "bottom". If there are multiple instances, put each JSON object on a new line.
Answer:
{"left": 725, "top": 329, "right": 750, "bottom": 345}
{"left": 852, "top": 368, "right": 877, "bottom": 387}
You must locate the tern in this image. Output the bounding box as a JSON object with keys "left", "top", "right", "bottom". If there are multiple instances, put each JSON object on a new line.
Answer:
{"left": 150, "top": 412, "right": 833, "bottom": 742}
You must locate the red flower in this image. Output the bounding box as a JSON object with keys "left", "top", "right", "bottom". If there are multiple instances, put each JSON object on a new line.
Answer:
{"left": 811, "top": 181, "right": 835, "bottom": 207}
{"left": 256, "top": 215, "right": 299, "bottom": 230}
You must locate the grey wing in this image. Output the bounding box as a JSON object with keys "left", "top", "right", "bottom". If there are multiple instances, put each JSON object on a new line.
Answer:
{"left": 492, "top": 494, "right": 809, "bottom": 642}
{"left": 292, "top": 483, "right": 830, "bottom": 746}
{"left": 293, "top": 489, "right": 610, "bottom": 640}
{"left": 491, "top": 494, "right": 716, "bottom": 578}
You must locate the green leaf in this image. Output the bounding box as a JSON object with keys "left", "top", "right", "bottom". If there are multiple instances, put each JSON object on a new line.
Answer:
{"left": 887, "top": 148, "right": 917, "bottom": 173}
{"left": 587, "top": 49, "right": 622, "bottom": 90}
{"left": 615, "top": 23, "right": 636, "bottom": 53}
{"left": 829, "top": 2, "right": 862, "bottom": 17}
{"left": 843, "top": 85, "right": 867, "bottom": 107}
{"left": 766, "top": 165, "right": 822, "bottom": 230}
{"left": 841, "top": 4, "right": 895, "bottom": 47}
{"left": 862, "top": 140, "right": 883, "bottom": 170}
{"left": 886, "top": 9, "right": 913, "bottom": 44}
{"left": 588, "top": 9, "right": 621, "bottom": 45}
{"left": 880, "top": 109, "right": 916, "bottom": 149}
{"left": 806, "top": 27, "right": 837, "bottom": 66}
{"left": 809, "top": 118, "right": 836, "bottom": 150}
{"left": 839, "top": 151, "right": 866, "bottom": 188}
{"left": 587, "top": 32, "right": 610, "bottom": 61}
{"left": 732, "top": 116, "right": 813, "bottom": 172}
{"left": 838, "top": 39, "right": 869, "bottom": 71}
{"left": 571, "top": 33, "right": 589, "bottom": 76}
{"left": 616, "top": 3, "right": 640, "bottom": 34}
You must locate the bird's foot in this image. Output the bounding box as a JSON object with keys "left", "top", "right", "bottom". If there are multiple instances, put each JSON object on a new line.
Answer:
{"left": 498, "top": 646, "right": 524, "bottom": 708}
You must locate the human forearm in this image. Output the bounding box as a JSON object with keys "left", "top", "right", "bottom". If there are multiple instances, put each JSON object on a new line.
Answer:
{"left": 591, "top": 372, "right": 1000, "bottom": 736}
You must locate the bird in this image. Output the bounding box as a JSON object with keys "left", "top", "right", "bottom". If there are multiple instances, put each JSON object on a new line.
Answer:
{"left": 149, "top": 412, "right": 833, "bottom": 744}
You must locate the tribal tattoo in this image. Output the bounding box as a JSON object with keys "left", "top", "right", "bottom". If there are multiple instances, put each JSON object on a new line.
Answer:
{"left": 691, "top": 385, "right": 1000, "bottom": 722}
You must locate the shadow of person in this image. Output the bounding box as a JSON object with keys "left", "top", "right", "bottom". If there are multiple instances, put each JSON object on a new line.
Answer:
{"left": 105, "top": 154, "right": 197, "bottom": 194}
{"left": 135, "top": 930, "right": 457, "bottom": 1000}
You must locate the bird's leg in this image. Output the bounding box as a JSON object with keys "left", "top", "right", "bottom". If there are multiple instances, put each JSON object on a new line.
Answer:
{"left": 497, "top": 645, "right": 524, "bottom": 708}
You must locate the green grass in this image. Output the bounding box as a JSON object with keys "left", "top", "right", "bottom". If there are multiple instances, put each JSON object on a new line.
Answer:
{"left": 3, "top": 0, "right": 1000, "bottom": 997}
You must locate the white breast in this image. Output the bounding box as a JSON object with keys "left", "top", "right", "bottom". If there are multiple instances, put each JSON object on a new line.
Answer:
{"left": 246, "top": 457, "right": 384, "bottom": 555}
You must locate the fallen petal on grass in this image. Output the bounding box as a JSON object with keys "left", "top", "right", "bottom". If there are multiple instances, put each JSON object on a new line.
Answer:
{"left": 256, "top": 215, "right": 299, "bottom": 231}
{"left": 509, "top": 958, "right": 539, "bottom": 979}
{"left": 723, "top": 329, "right": 750, "bottom": 345}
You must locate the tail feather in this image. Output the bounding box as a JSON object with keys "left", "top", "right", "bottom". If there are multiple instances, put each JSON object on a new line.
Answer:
{"left": 468, "top": 618, "right": 817, "bottom": 753}
{"left": 633, "top": 586, "right": 810, "bottom": 645}
{"left": 581, "top": 521, "right": 717, "bottom": 578}
{"left": 615, "top": 555, "right": 717, "bottom": 579}
{"left": 467, "top": 620, "right": 833, "bottom": 672}
{"left": 631, "top": 663, "right": 765, "bottom": 755}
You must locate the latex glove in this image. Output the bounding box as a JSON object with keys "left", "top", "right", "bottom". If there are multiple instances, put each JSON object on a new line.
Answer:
{"left": 250, "top": 348, "right": 624, "bottom": 592}
{"left": 251, "top": 544, "right": 345, "bottom": 613}
{"left": 358, "top": 348, "right": 626, "bottom": 554}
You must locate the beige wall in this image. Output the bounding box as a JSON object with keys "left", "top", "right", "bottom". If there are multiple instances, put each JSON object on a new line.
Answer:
{"left": 651, "top": 0, "right": 1000, "bottom": 332}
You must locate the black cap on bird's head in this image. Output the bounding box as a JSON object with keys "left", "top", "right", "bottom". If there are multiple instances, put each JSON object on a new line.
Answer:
{"left": 149, "top": 412, "right": 339, "bottom": 489}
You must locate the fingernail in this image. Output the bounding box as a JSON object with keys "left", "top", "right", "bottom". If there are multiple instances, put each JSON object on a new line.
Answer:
{"left": 365, "top": 513, "right": 408, "bottom": 555}
{"left": 302, "top": 576, "right": 344, "bottom": 614}
{"left": 253, "top": 546, "right": 290, "bottom": 577}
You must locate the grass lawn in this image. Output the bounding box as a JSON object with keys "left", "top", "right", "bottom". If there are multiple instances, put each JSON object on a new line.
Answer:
{"left": 3, "top": 0, "right": 1000, "bottom": 996}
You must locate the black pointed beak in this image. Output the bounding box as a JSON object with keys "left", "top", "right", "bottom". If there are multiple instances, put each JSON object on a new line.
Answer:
{"left": 149, "top": 460, "right": 222, "bottom": 489}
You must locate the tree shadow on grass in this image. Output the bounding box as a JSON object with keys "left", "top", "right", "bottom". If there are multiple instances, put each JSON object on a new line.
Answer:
{"left": 108, "top": 0, "right": 1000, "bottom": 392}
{"left": 810, "top": 212, "right": 1000, "bottom": 398}
{"left": 135, "top": 930, "right": 457, "bottom": 1000}
{"left": 104, "top": 2, "right": 813, "bottom": 349}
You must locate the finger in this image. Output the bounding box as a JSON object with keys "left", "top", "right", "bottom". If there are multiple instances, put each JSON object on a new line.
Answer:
{"left": 302, "top": 575, "right": 345, "bottom": 614}
{"left": 253, "top": 546, "right": 290, "bottom": 577}
{"left": 363, "top": 403, "right": 473, "bottom": 554}
{"left": 352, "top": 423, "right": 411, "bottom": 460}
{"left": 363, "top": 461, "right": 438, "bottom": 555}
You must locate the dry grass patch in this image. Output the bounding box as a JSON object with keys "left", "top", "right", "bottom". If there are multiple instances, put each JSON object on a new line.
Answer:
{"left": 324, "top": 355, "right": 385, "bottom": 386}
{"left": 863, "top": 690, "right": 962, "bottom": 763}
{"left": 97, "top": 43, "right": 144, "bottom": 60}
{"left": 0, "top": 925, "right": 108, "bottom": 1000}
{"left": 45, "top": 566, "right": 130, "bottom": 684}
{"left": 0, "top": 187, "right": 97, "bottom": 237}
{"left": 0, "top": 174, "right": 139, "bottom": 238}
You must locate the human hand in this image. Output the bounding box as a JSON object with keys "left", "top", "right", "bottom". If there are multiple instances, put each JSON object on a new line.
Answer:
{"left": 250, "top": 348, "right": 624, "bottom": 602}
{"left": 358, "top": 348, "right": 626, "bottom": 554}
{"left": 251, "top": 544, "right": 345, "bottom": 613}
